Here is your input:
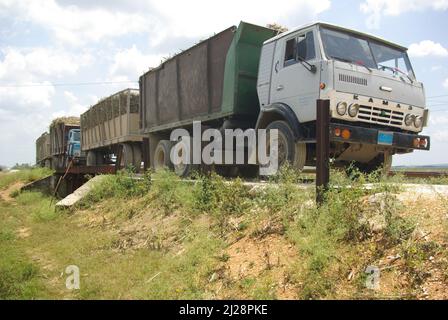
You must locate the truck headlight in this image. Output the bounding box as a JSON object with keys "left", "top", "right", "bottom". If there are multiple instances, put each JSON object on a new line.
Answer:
{"left": 348, "top": 103, "right": 359, "bottom": 117}
{"left": 414, "top": 116, "right": 423, "bottom": 128}
{"left": 336, "top": 102, "right": 347, "bottom": 116}
{"left": 405, "top": 114, "right": 415, "bottom": 126}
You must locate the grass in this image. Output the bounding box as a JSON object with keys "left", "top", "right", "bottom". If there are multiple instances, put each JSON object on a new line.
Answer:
{"left": 0, "top": 166, "right": 446, "bottom": 299}
{"left": 0, "top": 191, "right": 53, "bottom": 299}
{"left": 0, "top": 167, "right": 53, "bottom": 190}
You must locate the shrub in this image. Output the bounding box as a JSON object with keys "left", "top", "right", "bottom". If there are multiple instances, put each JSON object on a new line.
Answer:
{"left": 84, "top": 170, "right": 152, "bottom": 204}
{"left": 148, "top": 169, "right": 189, "bottom": 214}
{"left": 192, "top": 172, "right": 250, "bottom": 216}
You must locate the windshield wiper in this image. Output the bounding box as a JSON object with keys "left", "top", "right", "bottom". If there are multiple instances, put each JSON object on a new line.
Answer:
{"left": 296, "top": 55, "right": 317, "bottom": 73}
{"left": 331, "top": 56, "right": 371, "bottom": 73}
{"left": 378, "top": 64, "right": 414, "bottom": 83}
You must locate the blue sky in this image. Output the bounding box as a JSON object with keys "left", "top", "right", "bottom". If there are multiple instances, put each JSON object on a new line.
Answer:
{"left": 0, "top": 0, "right": 447, "bottom": 167}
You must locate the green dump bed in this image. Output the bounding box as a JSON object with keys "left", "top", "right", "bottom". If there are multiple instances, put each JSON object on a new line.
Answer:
{"left": 139, "top": 22, "right": 277, "bottom": 133}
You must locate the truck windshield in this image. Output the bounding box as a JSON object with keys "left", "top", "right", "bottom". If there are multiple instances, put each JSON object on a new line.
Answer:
{"left": 320, "top": 27, "right": 415, "bottom": 79}
{"left": 72, "top": 131, "right": 80, "bottom": 142}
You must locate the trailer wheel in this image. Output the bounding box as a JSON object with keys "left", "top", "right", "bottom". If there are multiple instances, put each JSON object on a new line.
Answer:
{"left": 86, "top": 151, "right": 97, "bottom": 166}
{"left": 132, "top": 144, "right": 142, "bottom": 172}
{"left": 261, "top": 121, "right": 306, "bottom": 174}
{"left": 154, "top": 140, "right": 174, "bottom": 170}
{"left": 171, "top": 137, "right": 198, "bottom": 177}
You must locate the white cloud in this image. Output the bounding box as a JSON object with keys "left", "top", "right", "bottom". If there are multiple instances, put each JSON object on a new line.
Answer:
{"left": 1, "top": 0, "right": 331, "bottom": 46}
{"left": 429, "top": 112, "right": 448, "bottom": 125}
{"left": 109, "top": 46, "right": 164, "bottom": 81}
{"left": 61, "top": 90, "right": 88, "bottom": 116}
{"left": 0, "top": 47, "right": 91, "bottom": 111}
{"left": 433, "top": 129, "right": 448, "bottom": 142}
{"left": 360, "top": 0, "right": 448, "bottom": 29}
{"left": 150, "top": 0, "right": 331, "bottom": 39}
{"left": 408, "top": 40, "right": 448, "bottom": 57}
{"left": 0, "top": 0, "right": 154, "bottom": 46}
{"left": 444, "top": 78, "right": 448, "bottom": 88}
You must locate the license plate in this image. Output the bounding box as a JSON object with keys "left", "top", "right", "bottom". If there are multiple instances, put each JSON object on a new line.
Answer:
{"left": 378, "top": 131, "right": 393, "bottom": 145}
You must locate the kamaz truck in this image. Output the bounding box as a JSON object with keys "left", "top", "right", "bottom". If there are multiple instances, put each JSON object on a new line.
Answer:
{"left": 139, "top": 21, "right": 430, "bottom": 176}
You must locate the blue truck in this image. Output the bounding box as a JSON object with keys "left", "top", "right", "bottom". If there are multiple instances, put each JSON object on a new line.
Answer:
{"left": 37, "top": 117, "right": 86, "bottom": 170}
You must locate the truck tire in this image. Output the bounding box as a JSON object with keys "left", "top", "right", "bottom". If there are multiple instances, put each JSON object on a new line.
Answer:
{"left": 171, "top": 137, "right": 198, "bottom": 177}
{"left": 154, "top": 140, "right": 174, "bottom": 170}
{"left": 86, "top": 151, "right": 97, "bottom": 166}
{"left": 132, "top": 144, "right": 142, "bottom": 172}
{"left": 261, "top": 120, "right": 306, "bottom": 174}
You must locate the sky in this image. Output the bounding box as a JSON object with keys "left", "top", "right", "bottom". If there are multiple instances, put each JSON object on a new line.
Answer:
{"left": 0, "top": 0, "right": 448, "bottom": 167}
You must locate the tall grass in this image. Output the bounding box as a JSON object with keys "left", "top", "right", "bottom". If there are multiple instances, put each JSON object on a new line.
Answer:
{"left": 0, "top": 167, "right": 53, "bottom": 190}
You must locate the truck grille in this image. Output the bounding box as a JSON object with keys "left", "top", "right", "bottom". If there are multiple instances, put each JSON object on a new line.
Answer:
{"left": 339, "top": 74, "right": 367, "bottom": 86}
{"left": 358, "top": 105, "right": 404, "bottom": 126}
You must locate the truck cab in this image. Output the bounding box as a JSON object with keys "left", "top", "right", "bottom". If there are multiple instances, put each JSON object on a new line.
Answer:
{"left": 257, "top": 22, "right": 430, "bottom": 172}
{"left": 67, "top": 129, "right": 82, "bottom": 159}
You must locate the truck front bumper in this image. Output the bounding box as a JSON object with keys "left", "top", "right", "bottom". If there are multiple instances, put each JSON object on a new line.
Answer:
{"left": 329, "top": 123, "right": 430, "bottom": 151}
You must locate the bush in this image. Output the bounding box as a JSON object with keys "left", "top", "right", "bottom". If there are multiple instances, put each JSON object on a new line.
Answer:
{"left": 192, "top": 172, "right": 250, "bottom": 216}
{"left": 148, "top": 169, "right": 191, "bottom": 215}
{"left": 84, "top": 170, "right": 152, "bottom": 204}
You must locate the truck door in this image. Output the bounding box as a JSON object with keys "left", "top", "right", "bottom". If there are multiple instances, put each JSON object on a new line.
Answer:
{"left": 270, "top": 30, "right": 320, "bottom": 123}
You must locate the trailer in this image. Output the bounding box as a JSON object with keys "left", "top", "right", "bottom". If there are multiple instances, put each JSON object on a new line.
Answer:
{"left": 36, "top": 132, "right": 51, "bottom": 167}
{"left": 140, "top": 22, "right": 278, "bottom": 175}
{"left": 81, "top": 89, "right": 143, "bottom": 170}
{"left": 137, "top": 21, "right": 431, "bottom": 176}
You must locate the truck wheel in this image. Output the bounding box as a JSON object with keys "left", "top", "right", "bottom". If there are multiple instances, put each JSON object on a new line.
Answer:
{"left": 154, "top": 140, "right": 174, "bottom": 170}
{"left": 262, "top": 121, "right": 306, "bottom": 173}
{"left": 171, "top": 137, "right": 198, "bottom": 177}
{"left": 132, "top": 144, "right": 142, "bottom": 172}
{"left": 121, "top": 143, "right": 134, "bottom": 170}
{"left": 86, "top": 151, "right": 97, "bottom": 166}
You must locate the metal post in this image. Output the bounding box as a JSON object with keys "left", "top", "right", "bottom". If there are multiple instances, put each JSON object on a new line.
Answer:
{"left": 316, "top": 99, "right": 330, "bottom": 205}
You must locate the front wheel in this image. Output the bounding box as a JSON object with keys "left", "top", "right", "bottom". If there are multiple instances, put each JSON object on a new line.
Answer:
{"left": 261, "top": 120, "right": 306, "bottom": 174}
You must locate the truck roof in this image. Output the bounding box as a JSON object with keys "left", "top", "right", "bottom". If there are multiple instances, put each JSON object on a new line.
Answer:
{"left": 264, "top": 21, "right": 407, "bottom": 51}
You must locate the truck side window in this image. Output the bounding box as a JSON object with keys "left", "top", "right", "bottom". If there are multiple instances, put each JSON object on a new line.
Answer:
{"left": 284, "top": 38, "right": 297, "bottom": 66}
{"left": 297, "top": 32, "right": 316, "bottom": 61}
{"left": 284, "top": 31, "right": 316, "bottom": 67}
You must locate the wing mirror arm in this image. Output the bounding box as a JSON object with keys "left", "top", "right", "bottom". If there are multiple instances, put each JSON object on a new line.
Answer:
{"left": 296, "top": 55, "right": 317, "bottom": 73}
